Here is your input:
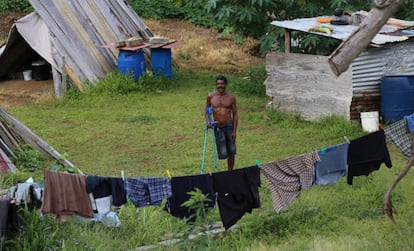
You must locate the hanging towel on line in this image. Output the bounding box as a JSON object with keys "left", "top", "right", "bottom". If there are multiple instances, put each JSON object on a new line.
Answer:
{"left": 262, "top": 151, "right": 320, "bottom": 213}
{"left": 347, "top": 130, "right": 392, "bottom": 185}
{"left": 41, "top": 170, "right": 93, "bottom": 219}
{"left": 165, "top": 173, "right": 216, "bottom": 221}
{"left": 124, "top": 177, "right": 172, "bottom": 207}
{"left": 314, "top": 142, "right": 348, "bottom": 185}
{"left": 212, "top": 166, "right": 261, "bottom": 230}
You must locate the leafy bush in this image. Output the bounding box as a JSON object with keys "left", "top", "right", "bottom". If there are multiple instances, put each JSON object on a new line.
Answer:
{"left": 85, "top": 71, "right": 171, "bottom": 96}
{"left": 128, "top": 0, "right": 184, "bottom": 19}
{"left": 12, "top": 145, "right": 46, "bottom": 172}
{"left": 0, "top": 0, "right": 30, "bottom": 11}
{"left": 231, "top": 66, "right": 267, "bottom": 98}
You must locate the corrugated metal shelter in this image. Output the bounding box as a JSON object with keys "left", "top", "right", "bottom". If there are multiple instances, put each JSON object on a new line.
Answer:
{"left": 267, "top": 12, "right": 414, "bottom": 120}
{"left": 0, "top": 0, "right": 153, "bottom": 95}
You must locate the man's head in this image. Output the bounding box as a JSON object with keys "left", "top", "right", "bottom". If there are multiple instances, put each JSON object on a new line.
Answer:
{"left": 215, "top": 75, "right": 228, "bottom": 94}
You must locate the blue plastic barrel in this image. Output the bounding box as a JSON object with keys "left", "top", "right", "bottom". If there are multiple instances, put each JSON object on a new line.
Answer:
{"left": 150, "top": 48, "right": 172, "bottom": 79}
{"left": 381, "top": 75, "right": 414, "bottom": 122}
{"left": 117, "top": 50, "right": 146, "bottom": 79}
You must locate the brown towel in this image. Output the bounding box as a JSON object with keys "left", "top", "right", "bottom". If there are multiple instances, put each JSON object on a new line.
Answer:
{"left": 41, "top": 170, "right": 93, "bottom": 218}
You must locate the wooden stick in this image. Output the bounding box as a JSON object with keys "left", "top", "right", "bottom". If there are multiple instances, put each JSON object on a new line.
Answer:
{"left": 382, "top": 135, "right": 414, "bottom": 223}
{"left": 328, "top": 0, "right": 403, "bottom": 76}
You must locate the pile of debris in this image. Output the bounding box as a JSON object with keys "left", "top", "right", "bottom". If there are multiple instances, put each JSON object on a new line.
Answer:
{"left": 0, "top": 106, "right": 74, "bottom": 175}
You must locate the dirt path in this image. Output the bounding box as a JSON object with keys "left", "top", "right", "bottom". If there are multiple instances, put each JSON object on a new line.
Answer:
{"left": 0, "top": 79, "right": 55, "bottom": 109}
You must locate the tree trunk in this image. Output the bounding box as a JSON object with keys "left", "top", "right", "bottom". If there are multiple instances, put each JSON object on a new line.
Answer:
{"left": 328, "top": 0, "right": 404, "bottom": 76}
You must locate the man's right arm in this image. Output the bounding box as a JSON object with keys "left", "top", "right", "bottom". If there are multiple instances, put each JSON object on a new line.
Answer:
{"left": 205, "top": 94, "right": 212, "bottom": 127}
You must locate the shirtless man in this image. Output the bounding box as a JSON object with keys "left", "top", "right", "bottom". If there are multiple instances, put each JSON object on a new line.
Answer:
{"left": 205, "top": 75, "right": 238, "bottom": 171}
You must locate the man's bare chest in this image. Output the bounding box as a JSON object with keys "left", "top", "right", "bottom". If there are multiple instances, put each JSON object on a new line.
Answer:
{"left": 211, "top": 95, "right": 232, "bottom": 107}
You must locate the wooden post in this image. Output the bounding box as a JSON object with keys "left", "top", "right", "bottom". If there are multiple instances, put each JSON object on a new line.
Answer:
{"left": 328, "top": 0, "right": 403, "bottom": 76}
{"left": 284, "top": 29, "right": 291, "bottom": 53}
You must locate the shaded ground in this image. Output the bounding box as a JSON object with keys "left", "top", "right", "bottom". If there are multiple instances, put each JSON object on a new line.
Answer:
{"left": 0, "top": 13, "right": 264, "bottom": 108}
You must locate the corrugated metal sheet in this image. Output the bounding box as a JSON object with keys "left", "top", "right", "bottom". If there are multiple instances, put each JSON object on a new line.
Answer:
{"left": 271, "top": 16, "right": 414, "bottom": 45}
{"left": 27, "top": 0, "right": 152, "bottom": 84}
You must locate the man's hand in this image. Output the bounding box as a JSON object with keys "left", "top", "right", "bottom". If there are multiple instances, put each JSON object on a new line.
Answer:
{"left": 231, "top": 131, "right": 236, "bottom": 141}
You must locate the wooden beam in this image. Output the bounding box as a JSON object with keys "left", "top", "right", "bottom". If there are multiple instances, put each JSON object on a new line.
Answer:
{"left": 284, "top": 29, "right": 291, "bottom": 53}
{"left": 0, "top": 107, "right": 75, "bottom": 168}
{"left": 328, "top": 0, "right": 404, "bottom": 76}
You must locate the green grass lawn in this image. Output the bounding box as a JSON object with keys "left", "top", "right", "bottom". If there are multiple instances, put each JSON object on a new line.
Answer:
{"left": 2, "top": 68, "right": 414, "bottom": 250}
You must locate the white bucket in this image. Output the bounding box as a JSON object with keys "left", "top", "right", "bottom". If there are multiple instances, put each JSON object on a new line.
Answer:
{"left": 23, "top": 70, "right": 32, "bottom": 81}
{"left": 360, "top": 111, "right": 379, "bottom": 132}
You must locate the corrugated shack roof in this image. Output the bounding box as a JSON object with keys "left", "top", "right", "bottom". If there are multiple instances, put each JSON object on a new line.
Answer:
{"left": 0, "top": 0, "right": 153, "bottom": 88}
{"left": 271, "top": 11, "right": 414, "bottom": 46}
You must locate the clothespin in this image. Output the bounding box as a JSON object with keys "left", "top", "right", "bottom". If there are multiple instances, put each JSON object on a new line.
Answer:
{"left": 255, "top": 159, "right": 261, "bottom": 168}
{"left": 121, "top": 170, "right": 125, "bottom": 181}
{"left": 343, "top": 135, "right": 350, "bottom": 144}
{"left": 166, "top": 170, "right": 172, "bottom": 179}
{"left": 206, "top": 167, "right": 212, "bottom": 176}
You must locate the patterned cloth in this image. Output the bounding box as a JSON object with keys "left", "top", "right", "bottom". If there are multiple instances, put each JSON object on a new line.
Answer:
{"left": 314, "top": 142, "right": 348, "bottom": 185}
{"left": 261, "top": 151, "right": 320, "bottom": 213}
{"left": 384, "top": 119, "right": 412, "bottom": 158}
{"left": 124, "top": 177, "right": 172, "bottom": 207}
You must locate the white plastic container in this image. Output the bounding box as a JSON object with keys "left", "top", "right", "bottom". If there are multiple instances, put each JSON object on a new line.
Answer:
{"left": 23, "top": 70, "right": 32, "bottom": 81}
{"left": 360, "top": 111, "right": 379, "bottom": 132}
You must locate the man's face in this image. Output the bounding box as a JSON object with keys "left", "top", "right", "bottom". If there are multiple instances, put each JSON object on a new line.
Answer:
{"left": 216, "top": 80, "right": 227, "bottom": 93}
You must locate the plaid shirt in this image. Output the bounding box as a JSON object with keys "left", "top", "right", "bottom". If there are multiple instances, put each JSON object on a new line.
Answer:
{"left": 384, "top": 119, "right": 412, "bottom": 158}
{"left": 125, "top": 177, "right": 172, "bottom": 207}
{"left": 261, "top": 151, "right": 320, "bottom": 213}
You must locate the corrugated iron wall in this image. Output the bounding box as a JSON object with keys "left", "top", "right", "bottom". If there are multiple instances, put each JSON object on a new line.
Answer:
{"left": 350, "top": 39, "right": 414, "bottom": 120}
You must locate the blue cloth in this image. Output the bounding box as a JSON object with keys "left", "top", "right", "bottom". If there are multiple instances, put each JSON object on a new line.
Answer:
{"left": 124, "top": 178, "right": 172, "bottom": 207}
{"left": 404, "top": 113, "right": 414, "bottom": 134}
{"left": 314, "top": 142, "right": 348, "bottom": 185}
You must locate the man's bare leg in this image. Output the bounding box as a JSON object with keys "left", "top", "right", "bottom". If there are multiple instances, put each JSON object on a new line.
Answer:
{"left": 228, "top": 156, "right": 235, "bottom": 171}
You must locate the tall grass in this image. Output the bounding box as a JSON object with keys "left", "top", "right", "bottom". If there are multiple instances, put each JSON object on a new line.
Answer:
{"left": 2, "top": 67, "right": 413, "bottom": 250}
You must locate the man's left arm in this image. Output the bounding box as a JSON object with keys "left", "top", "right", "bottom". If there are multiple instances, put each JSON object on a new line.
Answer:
{"left": 231, "top": 97, "right": 238, "bottom": 141}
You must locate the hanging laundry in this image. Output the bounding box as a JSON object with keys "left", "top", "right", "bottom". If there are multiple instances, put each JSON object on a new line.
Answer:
{"left": 165, "top": 173, "right": 216, "bottom": 220}
{"left": 384, "top": 119, "right": 412, "bottom": 158}
{"left": 347, "top": 130, "right": 392, "bottom": 185}
{"left": 41, "top": 170, "right": 93, "bottom": 220}
{"left": 86, "top": 176, "right": 127, "bottom": 208}
{"left": 212, "top": 166, "right": 261, "bottom": 230}
{"left": 0, "top": 197, "right": 11, "bottom": 239}
{"left": 262, "top": 151, "right": 320, "bottom": 213}
{"left": 404, "top": 113, "right": 414, "bottom": 134}
{"left": 124, "top": 177, "right": 172, "bottom": 207}
{"left": 314, "top": 142, "right": 348, "bottom": 185}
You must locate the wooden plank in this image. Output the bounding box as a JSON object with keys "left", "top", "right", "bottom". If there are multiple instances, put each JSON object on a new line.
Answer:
{"left": 0, "top": 137, "right": 16, "bottom": 158}
{"left": 65, "top": 0, "right": 113, "bottom": 73}
{"left": 0, "top": 148, "right": 18, "bottom": 174}
{"left": 0, "top": 107, "right": 75, "bottom": 168}
{"left": 52, "top": 66, "right": 62, "bottom": 98}
{"left": 0, "top": 121, "right": 21, "bottom": 150}
{"left": 29, "top": 0, "right": 89, "bottom": 82}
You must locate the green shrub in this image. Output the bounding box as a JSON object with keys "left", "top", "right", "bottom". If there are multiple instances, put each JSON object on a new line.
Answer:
{"left": 231, "top": 66, "right": 267, "bottom": 98}
{"left": 12, "top": 145, "right": 46, "bottom": 172}
{"left": 0, "top": 0, "right": 30, "bottom": 11}
{"left": 85, "top": 71, "right": 171, "bottom": 96}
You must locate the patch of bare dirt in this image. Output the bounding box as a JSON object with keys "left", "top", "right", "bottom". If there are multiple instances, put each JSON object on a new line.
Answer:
{"left": 0, "top": 13, "right": 264, "bottom": 108}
